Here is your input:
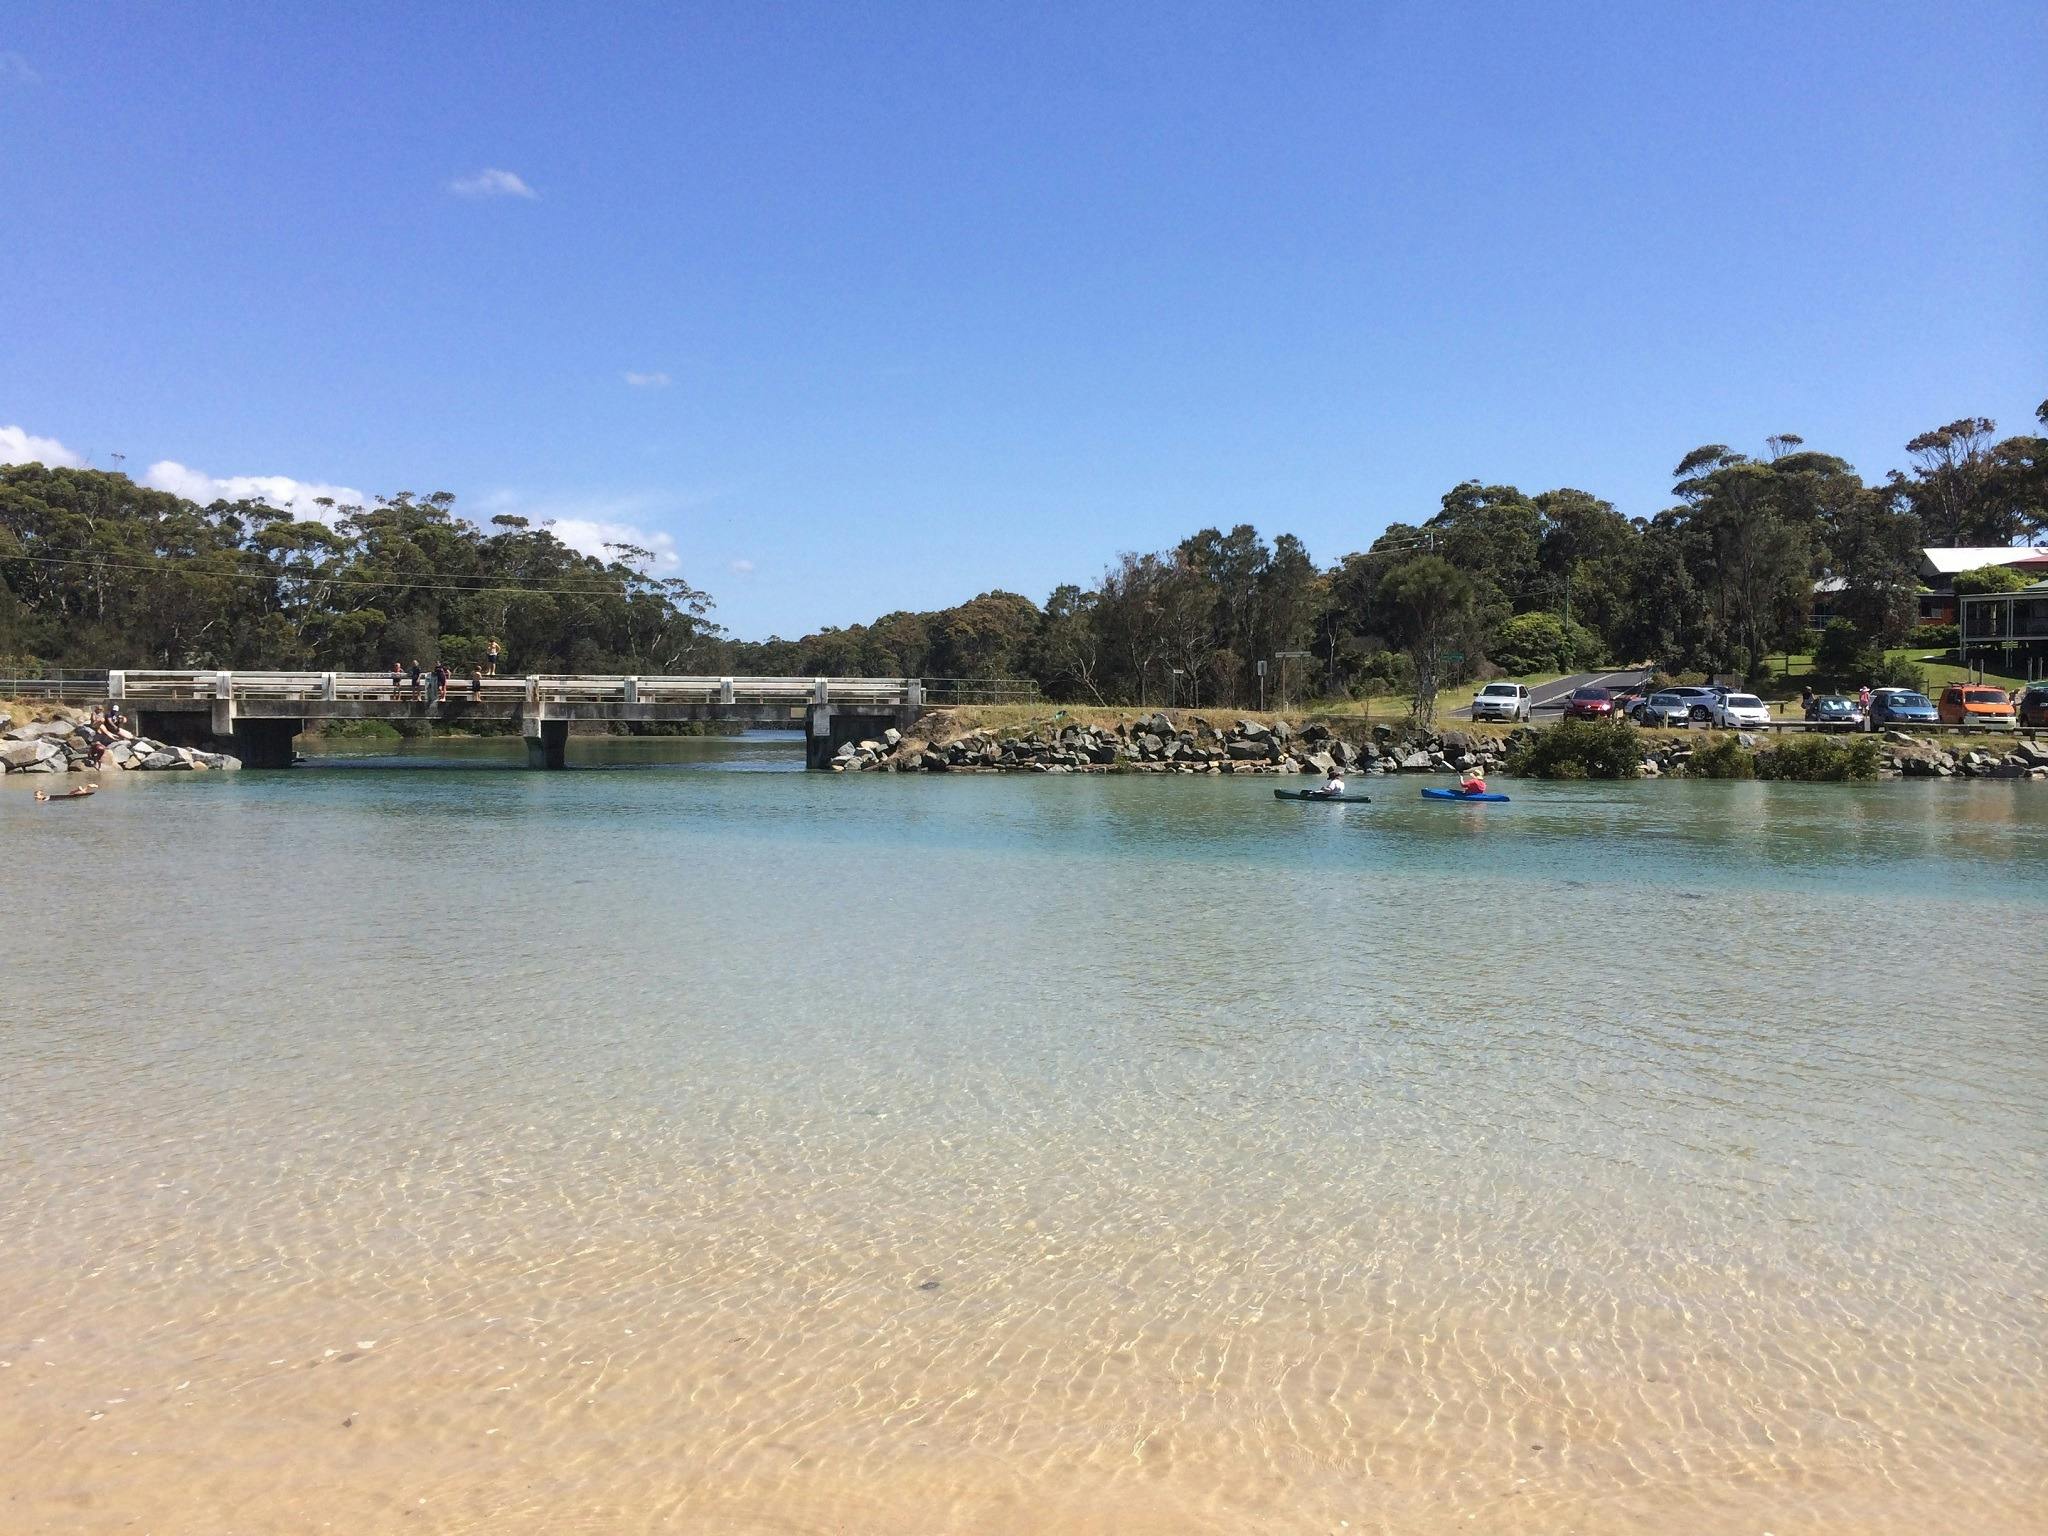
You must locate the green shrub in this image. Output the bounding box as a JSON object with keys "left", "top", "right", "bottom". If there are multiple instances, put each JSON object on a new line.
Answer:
{"left": 1753, "top": 734, "right": 1882, "bottom": 782}
{"left": 1679, "top": 734, "right": 1754, "bottom": 779}
{"left": 1951, "top": 564, "right": 2032, "bottom": 598}
{"left": 1870, "top": 656, "right": 1928, "bottom": 693}
{"left": 1489, "top": 611, "right": 1602, "bottom": 675}
{"left": 1909, "top": 622, "right": 1959, "bottom": 647}
{"left": 1504, "top": 718, "right": 1643, "bottom": 779}
{"left": 1813, "top": 618, "right": 1885, "bottom": 689}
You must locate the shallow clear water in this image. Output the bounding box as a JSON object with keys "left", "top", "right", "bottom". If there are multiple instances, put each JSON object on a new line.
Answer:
{"left": 4, "top": 736, "right": 2045, "bottom": 1533}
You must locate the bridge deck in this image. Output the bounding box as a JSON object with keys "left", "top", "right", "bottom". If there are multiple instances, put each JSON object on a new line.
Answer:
{"left": 109, "top": 670, "right": 923, "bottom": 714}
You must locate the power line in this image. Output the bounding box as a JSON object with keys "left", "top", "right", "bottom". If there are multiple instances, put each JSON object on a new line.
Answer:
{"left": 0, "top": 549, "right": 694, "bottom": 600}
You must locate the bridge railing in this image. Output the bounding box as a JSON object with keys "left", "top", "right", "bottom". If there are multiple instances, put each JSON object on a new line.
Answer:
{"left": 99, "top": 670, "right": 928, "bottom": 707}
{"left": 923, "top": 677, "right": 1042, "bottom": 705}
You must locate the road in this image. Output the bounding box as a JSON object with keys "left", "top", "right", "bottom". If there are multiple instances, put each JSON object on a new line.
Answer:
{"left": 1449, "top": 669, "right": 1654, "bottom": 721}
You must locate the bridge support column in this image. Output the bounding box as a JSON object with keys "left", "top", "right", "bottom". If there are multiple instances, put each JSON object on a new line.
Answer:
{"left": 524, "top": 718, "right": 568, "bottom": 770}
{"left": 805, "top": 703, "right": 835, "bottom": 770}
{"left": 135, "top": 711, "right": 300, "bottom": 768}
{"left": 229, "top": 718, "right": 300, "bottom": 769}
{"left": 805, "top": 705, "right": 922, "bottom": 769}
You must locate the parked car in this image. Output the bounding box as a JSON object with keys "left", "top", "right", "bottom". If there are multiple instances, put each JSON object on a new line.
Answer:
{"left": 1711, "top": 692, "right": 1772, "bottom": 729}
{"left": 1656, "top": 685, "right": 1720, "bottom": 722}
{"left": 1470, "top": 682, "right": 1532, "bottom": 722}
{"left": 1937, "top": 684, "right": 2015, "bottom": 727}
{"left": 1563, "top": 686, "right": 1615, "bottom": 721}
{"left": 2016, "top": 684, "right": 2048, "bottom": 727}
{"left": 1868, "top": 688, "right": 1938, "bottom": 729}
{"left": 1635, "top": 691, "right": 1694, "bottom": 727}
{"left": 1804, "top": 694, "right": 1865, "bottom": 731}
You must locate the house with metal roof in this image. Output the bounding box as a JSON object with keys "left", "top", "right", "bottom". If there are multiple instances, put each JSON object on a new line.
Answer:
{"left": 1960, "top": 577, "right": 2048, "bottom": 678}
{"left": 1914, "top": 546, "right": 2048, "bottom": 625}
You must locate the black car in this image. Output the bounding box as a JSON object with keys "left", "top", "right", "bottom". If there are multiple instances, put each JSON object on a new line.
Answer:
{"left": 1804, "top": 695, "right": 1866, "bottom": 731}
{"left": 2018, "top": 684, "right": 2048, "bottom": 728}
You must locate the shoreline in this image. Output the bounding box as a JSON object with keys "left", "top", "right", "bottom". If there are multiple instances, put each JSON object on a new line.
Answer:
{"left": 837, "top": 707, "right": 2048, "bottom": 783}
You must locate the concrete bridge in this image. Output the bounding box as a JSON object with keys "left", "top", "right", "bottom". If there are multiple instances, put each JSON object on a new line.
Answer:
{"left": 106, "top": 670, "right": 928, "bottom": 769}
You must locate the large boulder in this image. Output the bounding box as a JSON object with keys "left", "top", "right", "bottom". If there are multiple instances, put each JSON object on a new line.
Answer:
{"left": 2013, "top": 738, "right": 2048, "bottom": 767}
{"left": 141, "top": 750, "right": 192, "bottom": 770}
{"left": 1399, "top": 750, "right": 1433, "bottom": 771}
{"left": 1225, "top": 738, "right": 1272, "bottom": 761}
{"left": 0, "top": 739, "right": 60, "bottom": 769}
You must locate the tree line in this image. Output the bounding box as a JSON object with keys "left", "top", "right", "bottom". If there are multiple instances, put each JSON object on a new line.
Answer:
{"left": 3, "top": 402, "right": 2042, "bottom": 710}
{"left": 724, "top": 403, "right": 2045, "bottom": 711}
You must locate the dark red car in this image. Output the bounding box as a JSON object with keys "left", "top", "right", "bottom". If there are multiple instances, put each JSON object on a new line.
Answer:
{"left": 1563, "top": 686, "right": 1615, "bottom": 720}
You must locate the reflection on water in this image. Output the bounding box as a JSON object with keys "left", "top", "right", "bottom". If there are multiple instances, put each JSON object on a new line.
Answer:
{"left": 3, "top": 741, "right": 2045, "bottom": 1534}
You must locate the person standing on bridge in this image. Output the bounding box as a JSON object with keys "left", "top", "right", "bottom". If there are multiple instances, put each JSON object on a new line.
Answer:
{"left": 390, "top": 661, "right": 405, "bottom": 701}
{"left": 469, "top": 664, "right": 483, "bottom": 700}
{"left": 432, "top": 661, "right": 450, "bottom": 705}
{"left": 485, "top": 638, "right": 500, "bottom": 676}
{"left": 409, "top": 659, "right": 424, "bottom": 703}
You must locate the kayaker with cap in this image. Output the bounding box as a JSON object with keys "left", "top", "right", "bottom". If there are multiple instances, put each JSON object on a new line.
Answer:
{"left": 1311, "top": 763, "right": 1345, "bottom": 799}
{"left": 1458, "top": 766, "right": 1488, "bottom": 796}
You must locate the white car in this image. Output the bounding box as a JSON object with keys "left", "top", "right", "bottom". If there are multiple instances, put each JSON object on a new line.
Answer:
{"left": 1712, "top": 692, "right": 1772, "bottom": 729}
{"left": 1470, "top": 682, "right": 1532, "bottom": 722}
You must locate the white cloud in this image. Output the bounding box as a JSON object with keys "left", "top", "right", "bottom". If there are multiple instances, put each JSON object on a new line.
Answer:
{"left": 143, "top": 460, "right": 367, "bottom": 522}
{"left": 0, "top": 424, "right": 83, "bottom": 468}
{"left": 544, "top": 518, "right": 681, "bottom": 572}
{"left": 0, "top": 51, "right": 38, "bottom": 87}
{"left": 622, "top": 371, "right": 671, "bottom": 388}
{"left": 448, "top": 167, "right": 537, "bottom": 200}
{"left": 728, "top": 558, "right": 755, "bottom": 575}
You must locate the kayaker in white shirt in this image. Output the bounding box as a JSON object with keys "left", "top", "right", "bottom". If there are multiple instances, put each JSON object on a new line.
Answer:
{"left": 1312, "top": 765, "right": 1345, "bottom": 798}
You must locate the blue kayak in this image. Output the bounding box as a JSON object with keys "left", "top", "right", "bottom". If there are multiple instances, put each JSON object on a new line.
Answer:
{"left": 1421, "top": 787, "right": 1510, "bottom": 802}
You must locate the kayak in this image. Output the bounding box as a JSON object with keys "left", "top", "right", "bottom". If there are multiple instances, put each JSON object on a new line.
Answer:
{"left": 1421, "top": 787, "right": 1509, "bottom": 802}
{"left": 1274, "top": 789, "right": 1372, "bottom": 803}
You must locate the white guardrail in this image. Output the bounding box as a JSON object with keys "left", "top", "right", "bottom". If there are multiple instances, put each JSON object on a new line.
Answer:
{"left": 95, "top": 670, "right": 925, "bottom": 707}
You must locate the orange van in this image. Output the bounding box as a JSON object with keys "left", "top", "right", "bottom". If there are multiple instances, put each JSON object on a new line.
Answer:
{"left": 1936, "top": 684, "right": 2015, "bottom": 726}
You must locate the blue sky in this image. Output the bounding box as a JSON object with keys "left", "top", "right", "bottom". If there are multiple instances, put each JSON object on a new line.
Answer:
{"left": 2, "top": 1, "right": 2042, "bottom": 638}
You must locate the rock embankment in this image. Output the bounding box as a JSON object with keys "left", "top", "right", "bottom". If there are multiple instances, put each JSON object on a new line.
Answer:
{"left": 832, "top": 712, "right": 1506, "bottom": 777}
{"left": 834, "top": 711, "right": 2048, "bottom": 782}
{"left": 1868, "top": 732, "right": 2048, "bottom": 781}
{"left": 0, "top": 707, "right": 241, "bottom": 775}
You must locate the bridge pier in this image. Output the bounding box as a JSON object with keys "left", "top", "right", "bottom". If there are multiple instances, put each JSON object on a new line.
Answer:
{"left": 136, "top": 710, "right": 300, "bottom": 768}
{"left": 805, "top": 704, "right": 922, "bottom": 769}
{"left": 228, "top": 718, "right": 301, "bottom": 769}
{"left": 524, "top": 719, "right": 569, "bottom": 770}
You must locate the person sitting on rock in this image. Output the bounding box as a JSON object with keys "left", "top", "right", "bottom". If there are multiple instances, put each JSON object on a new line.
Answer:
{"left": 1312, "top": 764, "right": 1345, "bottom": 798}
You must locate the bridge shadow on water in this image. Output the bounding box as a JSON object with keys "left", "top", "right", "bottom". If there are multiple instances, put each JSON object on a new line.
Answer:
{"left": 298, "top": 729, "right": 808, "bottom": 773}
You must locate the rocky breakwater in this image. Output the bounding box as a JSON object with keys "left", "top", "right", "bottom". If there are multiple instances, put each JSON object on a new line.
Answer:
{"left": 1870, "top": 731, "right": 2048, "bottom": 781}
{"left": 1, "top": 708, "right": 242, "bottom": 776}
{"left": 830, "top": 710, "right": 1505, "bottom": 778}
